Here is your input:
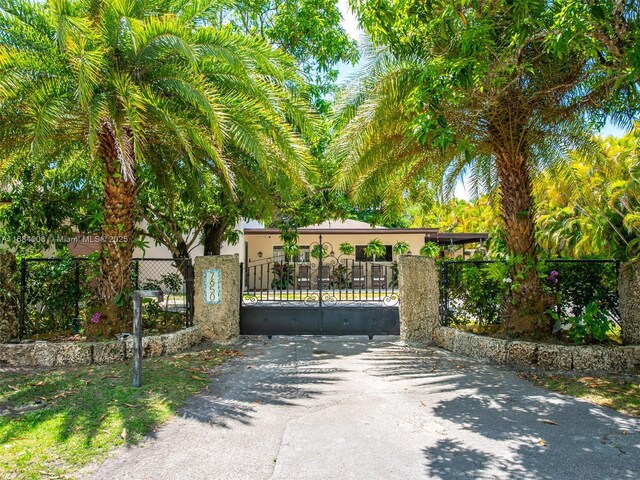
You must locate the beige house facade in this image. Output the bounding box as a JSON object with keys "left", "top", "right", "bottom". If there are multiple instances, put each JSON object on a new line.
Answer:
{"left": 244, "top": 219, "right": 487, "bottom": 264}
{"left": 243, "top": 219, "right": 487, "bottom": 291}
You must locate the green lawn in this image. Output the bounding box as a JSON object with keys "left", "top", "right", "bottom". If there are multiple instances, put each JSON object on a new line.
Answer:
{"left": 521, "top": 373, "right": 640, "bottom": 417}
{"left": 0, "top": 347, "right": 237, "bottom": 479}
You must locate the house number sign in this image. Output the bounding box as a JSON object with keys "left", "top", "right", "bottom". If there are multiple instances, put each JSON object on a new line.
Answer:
{"left": 204, "top": 269, "right": 222, "bottom": 304}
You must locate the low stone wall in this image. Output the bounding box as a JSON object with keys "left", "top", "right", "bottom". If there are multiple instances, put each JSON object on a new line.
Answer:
{"left": 0, "top": 326, "right": 202, "bottom": 368}
{"left": 433, "top": 326, "right": 640, "bottom": 374}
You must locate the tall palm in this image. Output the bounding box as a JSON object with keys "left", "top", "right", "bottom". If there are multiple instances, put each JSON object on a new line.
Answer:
{"left": 0, "top": 0, "right": 314, "bottom": 310}
{"left": 331, "top": 40, "right": 598, "bottom": 334}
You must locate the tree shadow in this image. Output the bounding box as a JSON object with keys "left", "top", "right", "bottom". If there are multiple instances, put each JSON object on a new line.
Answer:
{"left": 179, "top": 336, "right": 383, "bottom": 428}
{"left": 365, "top": 345, "right": 640, "bottom": 479}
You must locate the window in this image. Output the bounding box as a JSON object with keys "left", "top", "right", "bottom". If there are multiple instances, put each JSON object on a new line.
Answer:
{"left": 273, "top": 245, "right": 311, "bottom": 262}
{"left": 355, "top": 245, "right": 393, "bottom": 262}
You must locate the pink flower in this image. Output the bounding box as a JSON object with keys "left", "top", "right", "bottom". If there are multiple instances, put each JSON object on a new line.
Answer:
{"left": 91, "top": 312, "right": 101, "bottom": 324}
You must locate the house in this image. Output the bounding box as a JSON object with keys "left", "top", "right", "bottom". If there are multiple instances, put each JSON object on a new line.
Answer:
{"left": 241, "top": 219, "right": 487, "bottom": 291}
{"left": 243, "top": 218, "right": 487, "bottom": 264}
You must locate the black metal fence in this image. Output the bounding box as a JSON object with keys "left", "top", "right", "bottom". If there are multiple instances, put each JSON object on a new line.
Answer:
{"left": 242, "top": 257, "right": 399, "bottom": 307}
{"left": 439, "top": 259, "right": 620, "bottom": 327}
{"left": 18, "top": 257, "right": 193, "bottom": 339}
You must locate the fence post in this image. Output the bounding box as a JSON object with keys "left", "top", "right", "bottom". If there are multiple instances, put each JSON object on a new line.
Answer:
{"left": 73, "top": 260, "right": 80, "bottom": 334}
{"left": 441, "top": 262, "right": 449, "bottom": 326}
{"left": 19, "top": 258, "right": 26, "bottom": 340}
{"left": 134, "top": 259, "right": 140, "bottom": 291}
{"left": 133, "top": 289, "right": 163, "bottom": 387}
{"left": 186, "top": 260, "right": 194, "bottom": 327}
{"left": 318, "top": 234, "right": 323, "bottom": 309}
{"left": 239, "top": 262, "right": 244, "bottom": 313}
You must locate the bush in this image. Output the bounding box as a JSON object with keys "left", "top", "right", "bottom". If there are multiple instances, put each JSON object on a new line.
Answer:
{"left": 420, "top": 242, "right": 440, "bottom": 258}
{"left": 444, "top": 262, "right": 504, "bottom": 325}
{"left": 550, "top": 302, "right": 613, "bottom": 345}
{"left": 270, "top": 262, "right": 294, "bottom": 290}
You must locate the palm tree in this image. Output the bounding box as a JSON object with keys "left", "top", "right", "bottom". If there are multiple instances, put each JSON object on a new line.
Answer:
{"left": 0, "top": 0, "right": 314, "bottom": 317}
{"left": 331, "top": 40, "right": 598, "bottom": 334}
{"left": 536, "top": 128, "right": 640, "bottom": 261}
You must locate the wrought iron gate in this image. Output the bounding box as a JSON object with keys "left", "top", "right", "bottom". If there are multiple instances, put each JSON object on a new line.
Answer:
{"left": 240, "top": 236, "right": 400, "bottom": 337}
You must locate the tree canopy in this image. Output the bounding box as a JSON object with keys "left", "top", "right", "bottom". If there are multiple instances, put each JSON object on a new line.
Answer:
{"left": 0, "top": 0, "right": 317, "bottom": 318}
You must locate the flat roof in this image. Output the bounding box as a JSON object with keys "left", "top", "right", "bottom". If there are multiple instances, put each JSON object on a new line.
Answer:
{"left": 244, "top": 227, "right": 439, "bottom": 235}
{"left": 244, "top": 228, "right": 488, "bottom": 245}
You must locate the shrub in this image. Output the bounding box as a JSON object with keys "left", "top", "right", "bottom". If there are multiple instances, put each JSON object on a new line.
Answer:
{"left": 550, "top": 302, "right": 613, "bottom": 345}
{"left": 270, "top": 262, "right": 294, "bottom": 290}
{"left": 420, "top": 242, "right": 440, "bottom": 258}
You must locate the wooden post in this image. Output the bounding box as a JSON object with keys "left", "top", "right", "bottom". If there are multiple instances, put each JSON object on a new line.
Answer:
{"left": 133, "top": 290, "right": 163, "bottom": 388}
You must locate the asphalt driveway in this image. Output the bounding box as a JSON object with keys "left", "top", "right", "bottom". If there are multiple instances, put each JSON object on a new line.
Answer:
{"left": 86, "top": 337, "right": 640, "bottom": 479}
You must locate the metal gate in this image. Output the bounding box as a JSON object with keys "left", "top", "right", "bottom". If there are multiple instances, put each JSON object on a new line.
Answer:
{"left": 240, "top": 236, "right": 400, "bottom": 337}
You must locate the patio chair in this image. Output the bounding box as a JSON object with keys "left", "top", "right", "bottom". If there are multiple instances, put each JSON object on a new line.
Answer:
{"left": 371, "top": 264, "right": 387, "bottom": 289}
{"left": 351, "top": 265, "right": 366, "bottom": 289}
{"left": 317, "top": 265, "right": 331, "bottom": 289}
{"left": 297, "top": 265, "right": 311, "bottom": 289}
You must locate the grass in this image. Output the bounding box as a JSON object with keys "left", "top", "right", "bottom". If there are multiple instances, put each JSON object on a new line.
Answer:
{"left": 521, "top": 373, "right": 640, "bottom": 417}
{"left": 0, "top": 347, "right": 238, "bottom": 479}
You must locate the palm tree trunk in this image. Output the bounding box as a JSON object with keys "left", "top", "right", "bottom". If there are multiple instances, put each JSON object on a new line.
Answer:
{"left": 496, "top": 151, "right": 549, "bottom": 335}
{"left": 96, "top": 124, "right": 136, "bottom": 321}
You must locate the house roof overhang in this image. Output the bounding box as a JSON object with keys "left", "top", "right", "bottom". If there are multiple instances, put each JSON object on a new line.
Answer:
{"left": 243, "top": 227, "right": 439, "bottom": 235}
{"left": 425, "top": 232, "right": 489, "bottom": 245}
{"left": 244, "top": 228, "right": 488, "bottom": 245}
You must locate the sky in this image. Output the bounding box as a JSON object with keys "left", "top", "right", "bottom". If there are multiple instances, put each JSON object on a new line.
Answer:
{"left": 335, "top": 2, "right": 631, "bottom": 201}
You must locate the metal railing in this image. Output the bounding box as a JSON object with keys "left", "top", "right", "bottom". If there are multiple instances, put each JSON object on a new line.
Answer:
{"left": 18, "top": 257, "right": 193, "bottom": 339}
{"left": 439, "top": 259, "right": 620, "bottom": 327}
{"left": 241, "top": 257, "right": 399, "bottom": 307}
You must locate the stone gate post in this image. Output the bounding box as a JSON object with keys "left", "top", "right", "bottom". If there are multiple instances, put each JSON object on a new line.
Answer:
{"left": 194, "top": 255, "right": 240, "bottom": 342}
{"left": 0, "top": 251, "right": 19, "bottom": 343}
{"left": 619, "top": 260, "right": 640, "bottom": 345}
{"left": 397, "top": 256, "right": 440, "bottom": 344}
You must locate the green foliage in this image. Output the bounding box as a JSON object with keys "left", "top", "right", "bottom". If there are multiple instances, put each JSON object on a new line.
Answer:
{"left": 363, "top": 238, "right": 386, "bottom": 260}
{"left": 0, "top": 160, "right": 102, "bottom": 255}
{"left": 331, "top": 264, "right": 352, "bottom": 288}
{"left": 419, "top": 242, "right": 440, "bottom": 258}
{"left": 540, "top": 261, "right": 619, "bottom": 322}
{"left": 536, "top": 129, "right": 640, "bottom": 261}
{"left": 0, "top": 0, "right": 318, "bottom": 305}
{"left": 310, "top": 244, "right": 329, "bottom": 259}
{"left": 339, "top": 242, "right": 355, "bottom": 256}
{"left": 393, "top": 241, "right": 410, "bottom": 255}
{"left": 19, "top": 253, "right": 93, "bottom": 338}
{"left": 141, "top": 299, "right": 184, "bottom": 333}
{"left": 444, "top": 259, "right": 620, "bottom": 344}
{"left": 221, "top": 0, "right": 359, "bottom": 107}
{"left": 282, "top": 242, "right": 301, "bottom": 259}
{"left": 444, "top": 263, "right": 505, "bottom": 326}
{"left": 270, "top": 262, "right": 294, "bottom": 290}
{"left": 550, "top": 302, "right": 613, "bottom": 345}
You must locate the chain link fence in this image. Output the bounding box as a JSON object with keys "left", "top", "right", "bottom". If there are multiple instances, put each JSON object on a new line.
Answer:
{"left": 18, "top": 257, "right": 193, "bottom": 339}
